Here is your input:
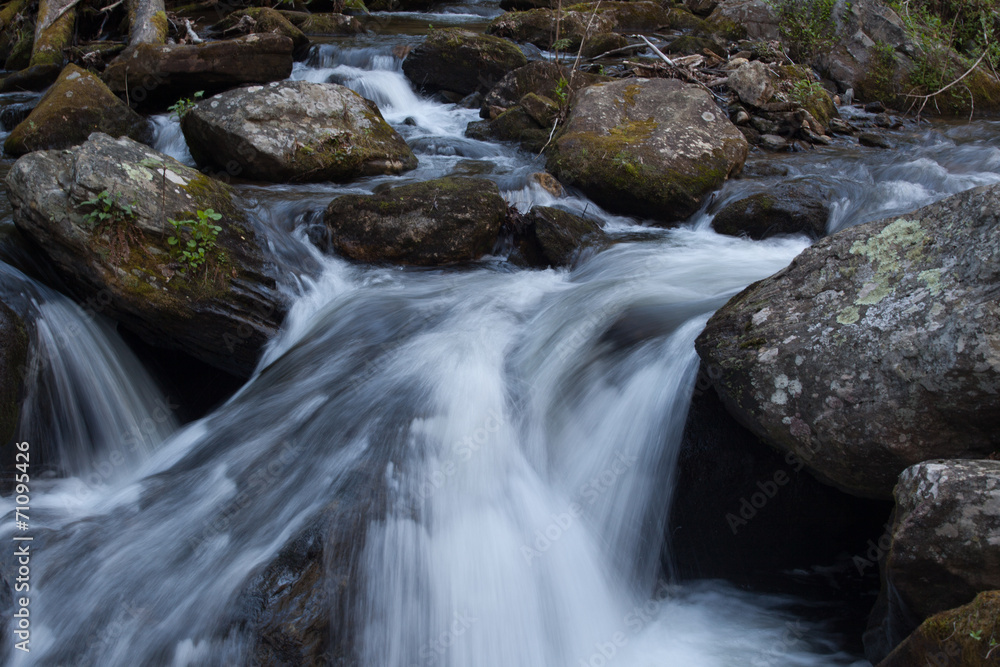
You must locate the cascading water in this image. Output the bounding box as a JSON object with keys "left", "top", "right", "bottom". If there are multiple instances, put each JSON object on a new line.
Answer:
{"left": 2, "top": 28, "right": 1000, "bottom": 667}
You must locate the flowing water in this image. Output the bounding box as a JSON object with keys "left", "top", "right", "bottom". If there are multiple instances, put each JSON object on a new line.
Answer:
{"left": 2, "top": 14, "right": 1000, "bottom": 667}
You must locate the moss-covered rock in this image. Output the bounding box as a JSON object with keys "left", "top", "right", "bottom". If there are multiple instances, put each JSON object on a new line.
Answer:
{"left": 666, "top": 34, "right": 726, "bottom": 57}
{"left": 0, "top": 298, "right": 27, "bottom": 446}
{"left": 4, "top": 133, "right": 285, "bottom": 377}
{"left": 581, "top": 32, "right": 630, "bottom": 59}
{"left": 865, "top": 459, "right": 1000, "bottom": 663}
{"left": 214, "top": 7, "right": 311, "bottom": 57}
{"left": 695, "top": 183, "right": 1000, "bottom": 500}
{"left": 324, "top": 177, "right": 506, "bottom": 265}
{"left": 487, "top": 6, "right": 615, "bottom": 50}
{"left": 102, "top": 34, "right": 294, "bottom": 108}
{"left": 481, "top": 61, "right": 609, "bottom": 116}
{"left": 518, "top": 205, "right": 611, "bottom": 267}
{"left": 775, "top": 64, "right": 838, "bottom": 128}
{"left": 279, "top": 11, "right": 365, "bottom": 35}
{"left": 4, "top": 64, "right": 152, "bottom": 156}
{"left": 402, "top": 28, "right": 528, "bottom": 96}
{"left": 547, "top": 78, "right": 748, "bottom": 223}
{"left": 879, "top": 591, "right": 1000, "bottom": 667}
{"left": 182, "top": 80, "right": 416, "bottom": 183}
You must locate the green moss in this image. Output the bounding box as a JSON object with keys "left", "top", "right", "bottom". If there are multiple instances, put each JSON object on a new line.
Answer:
{"left": 29, "top": 0, "right": 76, "bottom": 68}
{"left": 739, "top": 336, "right": 767, "bottom": 349}
{"left": 149, "top": 10, "right": 169, "bottom": 43}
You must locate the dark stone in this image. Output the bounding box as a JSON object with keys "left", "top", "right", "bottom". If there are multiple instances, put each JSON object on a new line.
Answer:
{"left": 710, "top": 181, "right": 831, "bottom": 239}
{"left": 517, "top": 206, "right": 610, "bottom": 267}
{"left": 402, "top": 28, "right": 527, "bottom": 97}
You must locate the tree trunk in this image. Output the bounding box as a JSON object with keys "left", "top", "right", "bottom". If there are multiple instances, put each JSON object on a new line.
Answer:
{"left": 29, "top": 0, "right": 76, "bottom": 68}
{"left": 127, "top": 0, "right": 168, "bottom": 47}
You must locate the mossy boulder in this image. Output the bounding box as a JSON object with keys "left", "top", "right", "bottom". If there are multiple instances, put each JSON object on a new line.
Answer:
{"left": 4, "top": 64, "right": 151, "bottom": 156}
{"left": 481, "top": 62, "right": 609, "bottom": 116}
{"left": 518, "top": 206, "right": 611, "bottom": 267}
{"left": 775, "top": 64, "right": 838, "bottom": 129}
{"left": 324, "top": 177, "right": 506, "bottom": 265}
{"left": 402, "top": 28, "right": 528, "bottom": 96}
{"left": 181, "top": 81, "right": 417, "bottom": 183}
{"left": 213, "top": 8, "right": 311, "bottom": 57}
{"left": 466, "top": 107, "right": 552, "bottom": 153}
{"left": 711, "top": 181, "right": 830, "bottom": 239}
{"left": 582, "top": 32, "right": 630, "bottom": 59}
{"left": 666, "top": 34, "right": 726, "bottom": 57}
{"left": 865, "top": 459, "right": 1000, "bottom": 663}
{"left": 704, "top": 0, "right": 778, "bottom": 41}
{"left": 4, "top": 133, "right": 285, "bottom": 377}
{"left": 103, "top": 34, "right": 294, "bottom": 108}
{"left": 0, "top": 298, "right": 27, "bottom": 445}
{"left": 547, "top": 78, "right": 748, "bottom": 223}
{"left": 279, "top": 11, "right": 365, "bottom": 35}
{"left": 695, "top": 183, "right": 1000, "bottom": 500}
{"left": 879, "top": 591, "right": 1000, "bottom": 667}
{"left": 487, "top": 6, "right": 616, "bottom": 50}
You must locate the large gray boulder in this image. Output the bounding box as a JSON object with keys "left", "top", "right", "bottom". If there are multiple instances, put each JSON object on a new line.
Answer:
{"left": 324, "top": 177, "right": 507, "bottom": 265}
{"left": 402, "top": 28, "right": 527, "bottom": 97}
{"left": 182, "top": 81, "right": 417, "bottom": 183}
{"left": 865, "top": 460, "right": 1000, "bottom": 663}
{"left": 4, "top": 133, "right": 284, "bottom": 377}
{"left": 547, "top": 78, "right": 748, "bottom": 223}
{"left": 696, "top": 183, "right": 1000, "bottom": 498}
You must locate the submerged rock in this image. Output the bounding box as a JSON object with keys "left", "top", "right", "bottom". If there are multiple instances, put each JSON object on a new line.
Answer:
{"left": 324, "top": 177, "right": 506, "bottom": 265}
{"left": 711, "top": 181, "right": 830, "bottom": 239}
{"left": 102, "top": 34, "right": 294, "bottom": 108}
{"left": 181, "top": 81, "right": 417, "bottom": 183}
{"left": 864, "top": 459, "right": 1000, "bottom": 663}
{"left": 696, "top": 183, "right": 1000, "bottom": 499}
{"left": 4, "top": 133, "right": 284, "bottom": 377}
{"left": 517, "top": 206, "right": 610, "bottom": 267}
{"left": 4, "top": 64, "right": 151, "bottom": 156}
{"left": 402, "top": 28, "right": 527, "bottom": 97}
{"left": 547, "top": 78, "right": 748, "bottom": 222}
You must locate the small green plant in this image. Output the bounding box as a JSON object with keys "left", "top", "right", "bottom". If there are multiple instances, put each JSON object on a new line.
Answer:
{"left": 553, "top": 76, "right": 570, "bottom": 106}
{"left": 168, "top": 91, "right": 204, "bottom": 119}
{"left": 78, "top": 190, "right": 139, "bottom": 264}
{"left": 767, "top": 0, "right": 837, "bottom": 59}
{"left": 167, "top": 208, "right": 224, "bottom": 275}
{"left": 789, "top": 79, "right": 826, "bottom": 106}
{"left": 970, "top": 629, "right": 984, "bottom": 641}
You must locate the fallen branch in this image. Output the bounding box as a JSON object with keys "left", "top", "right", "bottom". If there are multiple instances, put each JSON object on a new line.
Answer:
{"left": 903, "top": 45, "right": 989, "bottom": 119}
{"left": 638, "top": 34, "right": 726, "bottom": 102}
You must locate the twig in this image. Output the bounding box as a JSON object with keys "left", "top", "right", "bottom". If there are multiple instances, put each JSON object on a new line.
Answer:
{"left": 904, "top": 45, "right": 989, "bottom": 120}
{"left": 638, "top": 34, "right": 726, "bottom": 102}
{"left": 183, "top": 18, "right": 204, "bottom": 43}
{"left": 99, "top": 0, "right": 124, "bottom": 11}
{"left": 537, "top": 115, "right": 560, "bottom": 155}
{"left": 570, "top": 1, "right": 602, "bottom": 76}
{"left": 587, "top": 43, "right": 644, "bottom": 62}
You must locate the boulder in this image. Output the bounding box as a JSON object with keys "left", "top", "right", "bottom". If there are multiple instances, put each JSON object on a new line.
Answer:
{"left": 280, "top": 11, "right": 365, "bottom": 35}
{"left": 878, "top": 591, "right": 1000, "bottom": 667}
{"left": 864, "top": 460, "right": 1000, "bottom": 662}
{"left": 517, "top": 206, "right": 610, "bottom": 267}
{"left": 481, "top": 62, "right": 609, "bottom": 117}
{"left": 0, "top": 298, "right": 27, "bottom": 445}
{"left": 212, "top": 8, "right": 311, "bottom": 57}
{"left": 102, "top": 34, "right": 294, "bottom": 108}
{"left": 704, "top": 0, "right": 779, "bottom": 40}
{"left": 710, "top": 181, "right": 830, "bottom": 239}
{"left": 547, "top": 78, "right": 748, "bottom": 222}
{"left": 487, "top": 2, "right": 673, "bottom": 51}
{"left": 666, "top": 35, "right": 726, "bottom": 57}
{"left": 402, "top": 29, "right": 528, "bottom": 97}
{"left": 4, "top": 133, "right": 285, "bottom": 377}
{"left": 685, "top": 0, "right": 719, "bottom": 16}
{"left": 695, "top": 183, "right": 1000, "bottom": 499}
{"left": 181, "top": 81, "right": 417, "bottom": 183}
{"left": 4, "top": 64, "right": 151, "bottom": 156}
{"left": 581, "top": 32, "right": 630, "bottom": 59}
{"left": 324, "top": 177, "right": 506, "bottom": 265}
{"left": 728, "top": 60, "right": 774, "bottom": 107}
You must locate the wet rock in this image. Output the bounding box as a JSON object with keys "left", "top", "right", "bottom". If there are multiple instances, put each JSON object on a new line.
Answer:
{"left": 0, "top": 298, "right": 27, "bottom": 445}
{"left": 728, "top": 60, "right": 774, "bottom": 107}
{"left": 864, "top": 459, "right": 1000, "bottom": 663}
{"left": 4, "top": 64, "right": 151, "bottom": 156}
{"left": 685, "top": 0, "right": 719, "bottom": 16}
{"left": 481, "top": 62, "right": 608, "bottom": 116}
{"left": 103, "top": 34, "right": 294, "bottom": 108}
{"left": 182, "top": 81, "right": 417, "bottom": 183}
{"left": 547, "top": 78, "right": 748, "bottom": 223}
{"left": 212, "top": 8, "right": 310, "bottom": 58}
{"left": 711, "top": 181, "right": 830, "bottom": 239}
{"left": 757, "top": 133, "right": 788, "bottom": 151}
{"left": 279, "top": 11, "right": 366, "bottom": 35}
{"left": 530, "top": 171, "right": 564, "bottom": 196}
{"left": 878, "top": 591, "right": 1000, "bottom": 667}
{"left": 487, "top": 2, "right": 671, "bottom": 50}
{"left": 859, "top": 131, "right": 892, "bottom": 148}
{"left": 0, "top": 63, "right": 61, "bottom": 93}
{"left": 402, "top": 28, "right": 527, "bottom": 97}
{"left": 519, "top": 92, "right": 558, "bottom": 126}
{"left": 4, "top": 133, "right": 285, "bottom": 377}
{"left": 581, "top": 32, "right": 630, "bottom": 59}
{"left": 324, "top": 177, "right": 507, "bottom": 265}
{"left": 517, "top": 206, "right": 610, "bottom": 267}
{"left": 696, "top": 183, "right": 1000, "bottom": 499}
